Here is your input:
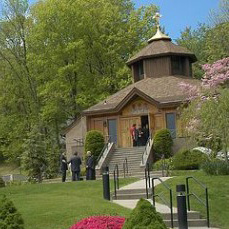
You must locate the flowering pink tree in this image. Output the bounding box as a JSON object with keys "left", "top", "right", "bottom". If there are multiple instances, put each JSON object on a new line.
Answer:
{"left": 180, "top": 58, "right": 229, "bottom": 161}
{"left": 202, "top": 58, "right": 229, "bottom": 88}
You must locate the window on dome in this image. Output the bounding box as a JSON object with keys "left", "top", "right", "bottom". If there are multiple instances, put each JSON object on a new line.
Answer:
{"left": 171, "top": 56, "right": 185, "bottom": 75}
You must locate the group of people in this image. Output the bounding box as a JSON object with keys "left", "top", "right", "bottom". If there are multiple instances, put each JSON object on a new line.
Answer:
{"left": 130, "top": 124, "right": 149, "bottom": 147}
{"left": 60, "top": 151, "right": 96, "bottom": 182}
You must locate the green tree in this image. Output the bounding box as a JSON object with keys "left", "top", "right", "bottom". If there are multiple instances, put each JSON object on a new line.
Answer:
{"left": 21, "top": 127, "right": 47, "bottom": 182}
{"left": 0, "top": 195, "right": 24, "bottom": 229}
{"left": 0, "top": 0, "right": 159, "bottom": 173}
{"left": 153, "top": 129, "right": 173, "bottom": 159}
{"left": 84, "top": 130, "right": 105, "bottom": 160}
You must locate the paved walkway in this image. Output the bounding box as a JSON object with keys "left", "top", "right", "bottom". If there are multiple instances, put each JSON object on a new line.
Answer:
{"left": 112, "top": 177, "right": 219, "bottom": 229}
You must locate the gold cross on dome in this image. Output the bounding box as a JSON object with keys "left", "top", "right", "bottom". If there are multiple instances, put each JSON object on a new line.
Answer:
{"left": 153, "top": 12, "right": 162, "bottom": 28}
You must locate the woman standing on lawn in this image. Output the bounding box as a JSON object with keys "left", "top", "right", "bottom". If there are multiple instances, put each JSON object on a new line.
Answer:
{"left": 86, "top": 151, "right": 96, "bottom": 180}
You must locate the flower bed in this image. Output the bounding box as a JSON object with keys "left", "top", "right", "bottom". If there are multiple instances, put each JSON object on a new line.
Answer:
{"left": 70, "top": 216, "right": 125, "bottom": 229}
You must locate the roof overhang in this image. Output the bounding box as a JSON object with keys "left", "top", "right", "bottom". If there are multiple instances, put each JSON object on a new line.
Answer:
{"left": 126, "top": 52, "right": 197, "bottom": 66}
{"left": 83, "top": 87, "right": 184, "bottom": 116}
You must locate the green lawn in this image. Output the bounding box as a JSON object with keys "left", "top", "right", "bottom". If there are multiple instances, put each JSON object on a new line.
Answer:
{"left": 0, "top": 178, "right": 137, "bottom": 229}
{"left": 156, "top": 171, "right": 229, "bottom": 229}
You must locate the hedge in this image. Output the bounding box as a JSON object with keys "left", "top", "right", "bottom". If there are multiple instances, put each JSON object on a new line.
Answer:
{"left": 172, "top": 149, "right": 209, "bottom": 170}
{"left": 123, "top": 198, "right": 167, "bottom": 229}
{"left": 84, "top": 130, "right": 105, "bottom": 160}
{"left": 153, "top": 129, "right": 173, "bottom": 159}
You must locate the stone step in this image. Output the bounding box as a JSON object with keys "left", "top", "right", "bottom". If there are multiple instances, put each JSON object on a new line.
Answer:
{"left": 116, "top": 147, "right": 145, "bottom": 150}
{"left": 164, "top": 219, "right": 207, "bottom": 227}
{"left": 109, "top": 158, "right": 142, "bottom": 162}
{"left": 111, "top": 153, "right": 143, "bottom": 156}
{"left": 161, "top": 211, "right": 201, "bottom": 220}
{"left": 113, "top": 150, "right": 144, "bottom": 153}
{"left": 109, "top": 156, "right": 142, "bottom": 160}
{"left": 110, "top": 160, "right": 142, "bottom": 163}
{"left": 112, "top": 193, "right": 148, "bottom": 200}
{"left": 116, "top": 188, "right": 149, "bottom": 194}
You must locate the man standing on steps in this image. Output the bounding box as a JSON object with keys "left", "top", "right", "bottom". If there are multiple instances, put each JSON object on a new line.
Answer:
{"left": 68, "top": 151, "right": 82, "bottom": 181}
{"left": 130, "top": 124, "right": 137, "bottom": 147}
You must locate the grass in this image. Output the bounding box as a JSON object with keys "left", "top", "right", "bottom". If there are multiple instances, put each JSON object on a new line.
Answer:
{"left": 155, "top": 170, "right": 229, "bottom": 229}
{"left": 0, "top": 178, "right": 138, "bottom": 229}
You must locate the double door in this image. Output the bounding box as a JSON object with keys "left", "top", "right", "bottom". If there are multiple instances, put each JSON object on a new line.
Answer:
{"left": 120, "top": 117, "right": 141, "bottom": 148}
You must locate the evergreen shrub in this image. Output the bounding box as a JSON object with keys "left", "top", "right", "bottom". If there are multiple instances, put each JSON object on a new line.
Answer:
{"left": 123, "top": 198, "right": 167, "bottom": 229}
{"left": 153, "top": 129, "right": 173, "bottom": 159}
{"left": 84, "top": 130, "right": 105, "bottom": 159}
{"left": 0, "top": 196, "right": 24, "bottom": 229}
{"left": 202, "top": 160, "right": 229, "bottom": 175}
{"left": 0, "top": 176, "right": 5, "bottom": 188}
{"left": 153, "top": 158, "right": 173, "bottom": 176}
{"left": 172, "top": 149, "right": 209, "bottom": 170}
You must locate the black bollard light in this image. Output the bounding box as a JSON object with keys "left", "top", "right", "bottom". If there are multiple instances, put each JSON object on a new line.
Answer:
{"left": 176, "top": 184, "right": 188, "bottom": 229}
{"left": 102, "top": 166, "right": 110, "bottom": 200}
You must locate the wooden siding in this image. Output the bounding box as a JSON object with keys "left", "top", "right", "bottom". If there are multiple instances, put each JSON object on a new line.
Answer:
{"left": 86, "top": 97, "right": 185, "bottom": 147}
{"left": 144, "top": 57, "right": 171, "bottom": 78}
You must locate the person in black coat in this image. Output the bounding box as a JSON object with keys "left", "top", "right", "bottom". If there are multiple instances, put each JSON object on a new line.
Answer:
{"left": 137, "top": 125, "right": 144, "bottom": 146}
{"left": 86, "top": 151, "right": 96, "bottom": 180}
{"left": 60, "top": 152, "right": 68, "bottom": 182}
{"left": 68, "top": 151, "right": 82, "bottom": 181}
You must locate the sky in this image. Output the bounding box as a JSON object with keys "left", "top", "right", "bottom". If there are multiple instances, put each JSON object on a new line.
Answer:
{"left": 21, "top": 0, "right": 220, "bottom": 39}
{"left": 133, "top": 0, "right": 219, "bottom": 39}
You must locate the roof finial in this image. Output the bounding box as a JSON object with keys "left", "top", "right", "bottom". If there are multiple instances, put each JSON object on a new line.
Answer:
{"left": 153, "top": 12, "right": 162, "bottom": 29}
{"left": 148, "top": 12, "right": 171, "bottom": 43}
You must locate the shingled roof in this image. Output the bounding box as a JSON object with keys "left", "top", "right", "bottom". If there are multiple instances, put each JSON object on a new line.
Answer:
{"left": 126, "top": 39, "right": 197, "bottom": 66}
{"left": 83, "top": 76, "right": 200, "bottom": 115}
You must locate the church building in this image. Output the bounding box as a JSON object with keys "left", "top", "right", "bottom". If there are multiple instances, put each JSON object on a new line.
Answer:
{"left": 64, "top": 13, "right": 200, "bottom": 156}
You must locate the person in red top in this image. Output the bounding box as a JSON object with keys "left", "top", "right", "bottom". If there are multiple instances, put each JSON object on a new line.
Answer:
{"left": 130, "top": 124, "right": 137, "bottom": 147}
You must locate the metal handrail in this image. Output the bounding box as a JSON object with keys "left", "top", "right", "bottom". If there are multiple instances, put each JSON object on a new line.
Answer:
{"left": 123, "top": 157, "right": 128, "bottom": 178}
{"left": 186, "top": 176, "right": 210, "bottom": 228}
{"left": 113, "top": 164, "right": 119, "bottom": 200}
{"left": 141, "top": 132, "right": 153, "bottom": 165}
{"left": 152, "top": 177, "right": 174, "bottom": 228}
{"left": 144, "top": 162, "right": 151, "bottom": 198}
{"left": 96, "top": 136, "right": 111, "bottom": 163}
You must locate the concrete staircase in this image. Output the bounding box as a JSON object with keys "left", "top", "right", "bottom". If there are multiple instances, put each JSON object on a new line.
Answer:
{"left": 105, "top": 147, "right": 159, "bottom": 178}
{"left": 112, "top": 179, "right": 212, "bottom": 228}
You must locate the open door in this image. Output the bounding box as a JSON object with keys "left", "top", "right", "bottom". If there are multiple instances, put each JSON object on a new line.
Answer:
{"left": 120, "top": 117, "right": 140, "bottom": 147}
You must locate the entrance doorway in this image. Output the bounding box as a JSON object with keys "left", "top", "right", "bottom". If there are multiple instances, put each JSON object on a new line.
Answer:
{"left": 141, "top": 115, "right": 149, "bottom": 128}
{"left": 140, "top": 115, "right": 149, "bottom": 145}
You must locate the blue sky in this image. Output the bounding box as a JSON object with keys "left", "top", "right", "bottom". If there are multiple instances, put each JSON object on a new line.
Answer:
{"left": 25, "top": 0, "right": 220, "bottom": 39}
{"left": 134, "top": 0, "right": 219, "bottom": 39}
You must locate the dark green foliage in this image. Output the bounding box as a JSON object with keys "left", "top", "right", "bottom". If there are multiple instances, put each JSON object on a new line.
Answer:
{"left": 21, "top": 128, "right": 47, "bottom": 183}
{"left": 172, "top": 150, "right": 209, "bottom": 170}
{"left": 123, "top": 198, "right": 167, "bottom": 229}
{"left": 202, "top": 160, "right": 229, "bottom": 175}
{"left": 0, "top": 177, "right": 5, "bottom": 188}
{"left": 153, "top": 129, "right": 173, "bottom": 159}
{"left": 45, "top": 146, "right": 60, "bottom": 179}
{"left": 0, "top": 196, "right": 24, "bottom": 229}
{"left": 153, "top": 158, "right": 173, "bottom": 176}
{"left": 84, "top": 130, "right": 105, "bottom": 159}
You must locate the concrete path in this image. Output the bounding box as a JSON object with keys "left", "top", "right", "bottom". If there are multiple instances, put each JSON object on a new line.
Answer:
{"left": 112, "top": 177, "right": 219, "bottom": 229}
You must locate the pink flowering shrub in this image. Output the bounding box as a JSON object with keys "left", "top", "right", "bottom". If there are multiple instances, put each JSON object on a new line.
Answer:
{"left": 179, "top": 57, "right": 229, "bottom": 100}
{"left": 202, "top": 58, "right": 229, "bottom": 88}
{"left": 69, "top": 216, "right": 125, "bottom": 229}
{"left": 179, "top": 82, "right": 200, "bottom": 100}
